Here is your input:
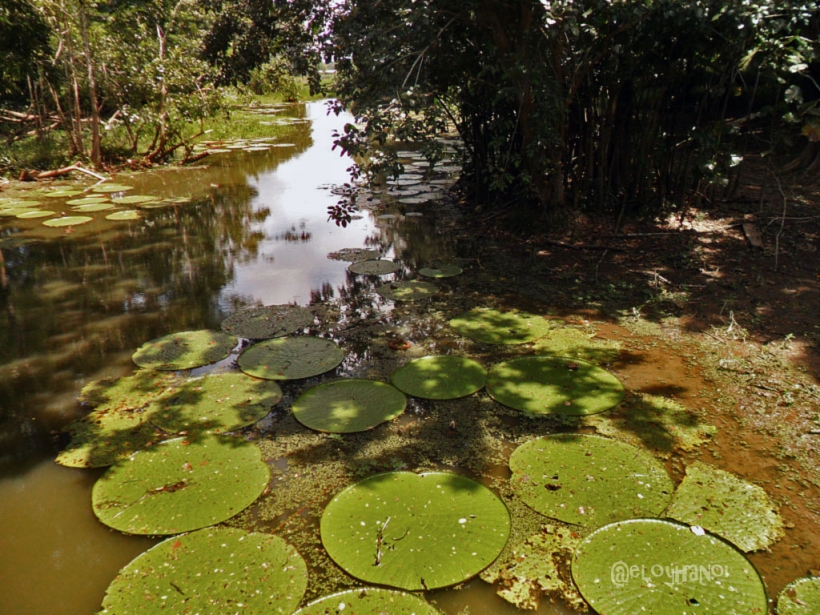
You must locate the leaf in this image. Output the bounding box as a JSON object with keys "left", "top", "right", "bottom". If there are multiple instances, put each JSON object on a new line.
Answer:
{"left": 376, "top": 280, "right": 437, "bottom": 302}
{"left": 220, "top": 304, "right": 314, "bottom": 339}
{"left": 450, "top": 307, "right": 554, "bottom": 345}
{"left": 326, "top": 248, "right": 381, "bottom": 262}
{"left": 509, "top": 434, "right": 673, "bottom": 527}
{"left": 348, "top": 259, "right": 401, "bottom": 275}
{"left": 321, "top": 471, "right": 511, "bottom": 590}
{"left": 294, "top": 587, "right": 442, "bottom": 615}
{"left": 571, "top": 519, "right": 768, "bottom": 614}
{"left": 100, "top": 527, "right": 307, "bottom": 615}
{"left": 43, "top": 216, "right": 93, "bottom": 227}
{"left": 532, "top": 327, "right": 621, "bottom": 364}
{"left": 292, "top": 379, "right": 406, "bottom": 433}
{"left": 238, "top": 336, "right": 344, "bottom": 380}
{"left": 390, "top": 355, "right": 487, "bottom": 400}
{"left": 132, "top": 330, "right": 237, "bottom": 371}
{"left": 777, "top": 577, "right": 820, "bottom": 615}
{"left": 92, "top": 184, "right": 134, "bottom": 193}
{"left": 418, "top": 265, "right": 463, "bottom": 278}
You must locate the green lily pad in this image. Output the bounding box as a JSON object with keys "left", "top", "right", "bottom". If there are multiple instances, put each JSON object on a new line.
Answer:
{"left": 292, "top": 379, "right": 406, "bottom": 433}
{"left": 16, "top": 210, "right": 54, "bottom": 219}
{"left": 238, "top": 336, "right": 344, "bottom": 380}
{"left": 92, "top": 184, "right": 133, "bottom": 193}
{"left": 0, "top": 207, "right": 35, "bottom": 217}
{"left": 44, "top": 189, "right": 83, "bottom": 198}
{"left": 348, "top": 259, "right": 401, "bottom": 275}
{"left": 43, "top": 216, "right": 93, "bottom": 227}
{"left": 665, "top": 462, "right": 785, "bottom": 552}
{"left": 294, "top": 588, "right": 442, "bottom": 615}
{"left": 777, "top": 577, "right": 820, "bottom": 614}
{"left": 76, "top": 370, "right": 180, "bottom": 413}
{"left": 571, "top": 519, "right": 768, "bottom": 614}
{"left": 112, "top": 195, "right": 159, "bottom": 204}
{"left": 509, "top": 434, "right": 674, "bottom": 527}
{"left": 390, "top": 356, "right": 487, "bottom": 400}
{"left": 486, "top": 356, "right": 624, "bottom": 417}
{"left": 132, "top": 330, "right": 237, "bottom": 371}
{"left": 92, "top": 435, "right": 270, "bottom": 535}
{"left": 100, "top": 527, "right": 307, "bottom": 615}
{"left": 418, "top": 265, "right": 462, "bottom": 278}
{"left": 66, "top": 196, "right": 109, "bottom": 205}
{"left": 321, "top": 471, "right": 511, "bottom": 590}
{"left": 533, "top": 327, "right": 622, "bottom": 364}
{"left": 327, "top": 248, "right": 381, "bottom": 262}
{"left": 377, "top": 280, "right": 437, "bottom": 302}
{"left": 106, "top": 210, "right": 140, "bottom": 221}
{"left": 147, "top": 372, "right": 282, "bottom": 434}
{"left": 220, "top": 304, "right": 314, "bottom": 339}
{"left": 72, "top": 202, "right": 115, "bottom": 212}
{"left": 450, "top": 307, "right": 554, "bottom": 345}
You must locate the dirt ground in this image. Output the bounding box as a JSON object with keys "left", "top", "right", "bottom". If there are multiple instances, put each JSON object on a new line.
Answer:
{"left": 447, "top": 164, "right": 820, "bottom": 607}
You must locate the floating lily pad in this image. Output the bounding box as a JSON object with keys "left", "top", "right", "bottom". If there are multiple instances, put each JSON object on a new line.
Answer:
{"left": 0, "top": 207, "right": 36, "bottom": 217}
{"left": 43, "top": 216, "right": 93, "bottom": 227}
{"left": 147, "top": 372, "right": 282, "bottom": 434}
{"left": 450, "top": 307, "right": 554, "bottom": 345}
{"left": 571, "top": 519, "right": 768, "bottom": 614}
{"left": 487, "top": 356, "right": 624, "bottom": 417}
{"left": 44, "top": 189, "right": 83, "bottom": 198}
{"left": 418, "top": 265, "right": 462, "bottom": 278}
{"left": 665, "top": 462, "right": 784, "bottom": 552}
{"left": 292, "top": 379, "right": 406, "bottom": 433}
{"left": 66, "top": 196, "right": 109, "bottom": 205}
{"left": 112, "top": 195, "right": 158, "bottom": 204}
{"left": 238, "top": 336, "right": 344, "bottom": 380}
{"left": 106, "top": 210, "right": 140, "bottom": 221}
{"left": 509, "top": 434, "right": 673, "bottom": 527}
{"left": 16, "top": 210, "right": 54, "bottom": 219}
{"left": 777, "top": 577, "right": 820, "bottom": 614}
{"left": 533, "top": 327, "right": 622, "bottom": 364}
{"left": 321, "top": 471, "right": 511, "bottom": 590}
{"left": 100, "top": 527, "right": 307, "bottom": 615}
{"left": 72, "top": 202, "right": 115, "bottom": 212}
{"left": 76, "top": 370, "right": 180, "bottom": 413}
{"left": 327, "top": 248, "right": 381, "bottom": 262}
{"left": 92, "top": 184, "right": 133, "bottom": 193}
{"left": 377, "top": 280, "right": 437, "bottom": 302}
{"left": 390, "top": 356, "right": 487, "bottom": 400}
{"left": 92, "top": 435, "right": 270, "bottom": 535}
{"left": 294, "top": 588, "right": 442, "bottom": 615}
{"left": 132, "top": 330, "right": 237, "bottom": 371}
{"left": 348, "top": 259, "right": 401, "bottom": 275}
{"left": 220, "top": 304, "right": 314, "bottom": 339}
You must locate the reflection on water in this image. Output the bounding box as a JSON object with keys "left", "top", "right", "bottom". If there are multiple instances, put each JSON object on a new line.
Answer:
{"left": 0, "top": 101, "right": 465, "bottom": 615}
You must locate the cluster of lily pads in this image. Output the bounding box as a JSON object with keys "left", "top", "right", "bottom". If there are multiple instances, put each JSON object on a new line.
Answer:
{"left": 56, "top": 253, "right": 815, "bottom": 614}
{"left": 192, "top": 137, "right": 297, "bottom": 155}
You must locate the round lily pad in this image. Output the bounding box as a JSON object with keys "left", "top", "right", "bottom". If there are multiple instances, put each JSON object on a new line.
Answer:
{"left": 92, "top": 435, "right": 270, "bottom": 535}
{"left": 777, "top": 577, "right": 820, "bottom": 614}
{"left": 220, "top": 304, "right": 314, "bottom": 339}
{"left": 147, "top": 372, "right": 282, "bottom": 434}
{"left": 294, "top": 588, "right": 442, "bottom": 615}
{"left": 665, "top": 462, "right": 784, "bottom": 552}
{"left": 509, "top": 434, "right": 673, "bottom": 527}
{"left": 292, "top": 379, "right": 406, "bottom": 433}
{"left": 571, "top": 519, "right": 768, "bottom": 614}
{"left": 390, "top": 356, "right": 487, "bottom": 400}
{"left": 72, "top": 202, "right": 115, "bottom": 212}
{"left": 486, "top": 356, "right": 624, "bottom": 416}
{"left": 418, "top": 265, "right": 462, "bottom": 278}
{"left": 450, "top": 307, "right": 554, "bottom": 345}
{"left": 43, "top": 216, "right": 93, "bottom": 227}
{"left": 92, "top": 184, "right": 133, "bottom": 193}
{"left": 16, "top": 210, "right": 54, "bottom": 219}
{"left": 100, "top": 527, "right": 307, "bottom": 615}
{"left": 348, "top": 259, "right": 401, "bottom": 275}
{"left": 106, "top": 210, "right": 140, "bottom": 221}
{"left": 44, "top": 189, "right": 83, "bottom": 198}
{"left": 66, "top": 196, "right": 109, "bottom": 205}
{"left": 77, "top": 370, "right": 180, "bottom": 413}
{"left": 377, "top": 280, "right": 437, "bottom": 302}
{"left": 320, "top": 471, "right": 511, "bottom": 590}
{"left": 132, "top": 330, "right": 237, "bottom": 371}
{"left": 327, "top": 248, "right": 381, "bottom": 262}
{"left": 238, "top": 336, "right": 344, "bottom": 380}
{"left": 112, "top": 195, "right": 159, "bottom": 205}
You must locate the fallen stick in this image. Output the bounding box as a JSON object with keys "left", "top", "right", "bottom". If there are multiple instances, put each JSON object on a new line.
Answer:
{"left": 20, "top": 164, "right": 107, "bottom": 182}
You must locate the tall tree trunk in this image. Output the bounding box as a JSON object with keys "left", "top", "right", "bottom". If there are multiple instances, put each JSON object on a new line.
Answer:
{"left": 78, "top": 0, "right": 101, "bottom": 166}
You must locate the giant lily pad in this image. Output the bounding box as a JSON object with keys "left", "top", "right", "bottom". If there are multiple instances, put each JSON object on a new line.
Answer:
{"left": 77, "top": 370, "right": 180, "bottom": 413}
{"left": 294, "top": 588, "right": 442, "bottom": 615}
{"left": 112, "top": 195, "right": 159, "bottom": 205}
{"left": 66, "top": 196, "right": 109, "bottom": 205}
{"left": 92, "top": 435, "right": 270, "bottom": 535}
{"left": 777, "top": 577, "right": 820, "bottom": 614}
{"left": 220, "top": 304, "right": 314, "bottom": 339}
{"left": 147, "top": 372, "right": 283, "bottom": 434}
{"left": 533, "top": 327, "right": 622, "bottom": 364}
{"left": 92, "top": 184, "right": 133, "bottom": 193}
{"left": 377, "top": 280, "right": 436, "bottom": 302}
{"left": 44, "top": 189, "right": 83, "bottom": 198}
{"left": 327, "top": 248, "right": 381, "bottom": 262}
{"left": 509, "top": 434, "right": 673, "bottom": 527}
{"left": 348, "top": 259, "right": 401, "bottom": 275}
{"left": 106, "top": 210, "right": 140, "bottom": 221}
{"left": 238, "top": 336, "right": 344, "bottom": 380}
{"left": 100, "top": 527, "right": 307, "bottom": 615}
{"left": 665, "top": 462, "right": 784, "bottom": 552}
{"left": 72, "top": 202, "right": 115, "bottom": 212}
{"left": 487, "top": 356, "right": 624, "bottom": 417}
{"left": 132, "top": 330, "right": 237, "bottom": 371}
{"left": 320, "top": 471, "right": 510, "bottom": 590}
{"left": 450, "top": 307, "right": 553, "bottom": 345}
{"left": 571, "top": 519, "right": 768, "bottom": 614}
{"left": 418, "top": 265, "right": 462, "bottom": 278}
{"left": 292, "top": 379, "right": 406, "bottom": 433}
{"left": 390, "top": 356, "right": 487, "bottom": 400}
{"left": 43, "top": 216, "right": 93, "bottom": 227}
{"left": 16, "top": 210, "right": 54, "bottom": 219}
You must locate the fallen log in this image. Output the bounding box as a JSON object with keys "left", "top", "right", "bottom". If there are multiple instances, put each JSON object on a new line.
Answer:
{"left": 19, "top": 164, "right": 107, "bottom": 182}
